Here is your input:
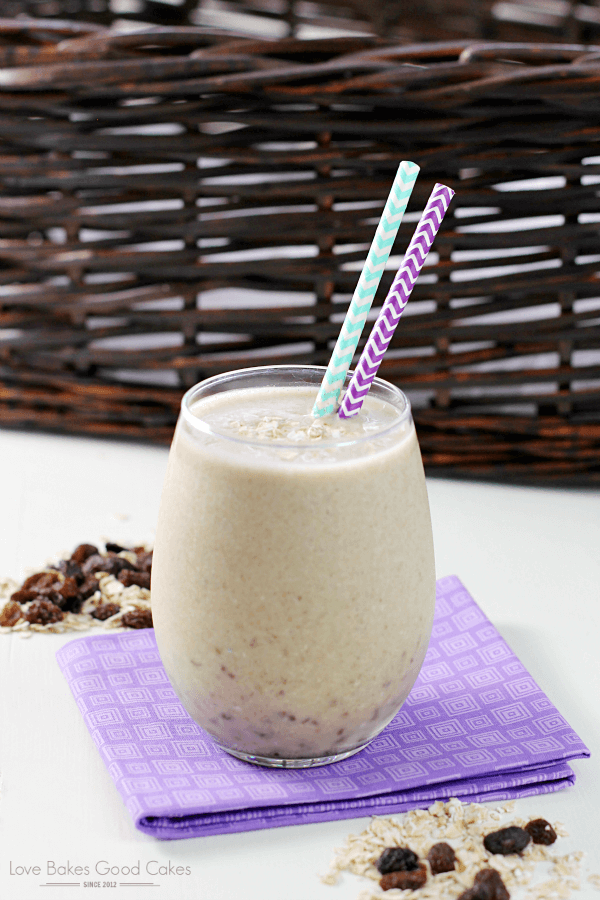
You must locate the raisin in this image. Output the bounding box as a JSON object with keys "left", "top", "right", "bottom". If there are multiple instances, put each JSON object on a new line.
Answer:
{"left": 524, "top": 818, "right": 557, "bottom": 846}
{"left": 79, "top": 576, "right": 99, "bottom": 600}
{"left": 59, "top": 577, "right": 80, "bottom": 600}
{"left": 135, "top": 550, "right": 153, "bottom": 573}
{"left": 376, "top": 847, "right": 420, "bottom": 875}
{"left": 380, "top": 864, "right": 427, "bottom": 892}
{"left": 484, "top": 826, "right": 530, "bottom": 855}
{"left": 427, "top": 842, "right": 457, "bottom": 874}
{"left": 105, "top": 542, "right": 128, "bottom": 553}
{"left": 121, "top": 608, "right": 153, "bottom": 629}
{"left": 70, "top": 544, "right": 99, "bottom": 565}
{"left": 37, "top": 584, "right": 63, "bottom": 600}
{"left": 48, "top": 592, "right": 68, "bottom": 610}
{"left": 10, "top": 588, "right": 39, "bottom": 604}
{"left": 81, "top": 554, "right": 110, "bottom": 575}
{"left": 25, "top": 598, "right": 64, "bottom": 625}
{"left": 0, "top": 600, "right": 22, "bottom": 627}
{"left": 457, "top": 868, "right": 510, "bottom": 900}
{"left": 91, "top": 603, "right": 121, "bottom": 621}
{"left": 21, "top": 572, "right": 56, "bottom": 592}
{"left": 112, "top": 557, "right": 137, "bottom": 575}
{"left": 118, "top": 569, "right": 151, "bottom": 589}
{"left": 64, "top": 560, "right": 84, "bottom": 583}
{"left": 56, "top": 581, "right": 83, "bottom": 613}
{"left": 83, "top": 554, "right": 136, "bottom": 577}
{"left": 39, "top": 586, "right": 66, "bottom": 606}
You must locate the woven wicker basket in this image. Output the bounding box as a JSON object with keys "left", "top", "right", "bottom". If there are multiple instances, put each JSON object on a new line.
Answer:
{"left": 0, "top": 19, "right": 599, "bottom": 483}
{"left": 13, "top": 1, "right": 600, "bottom": 46}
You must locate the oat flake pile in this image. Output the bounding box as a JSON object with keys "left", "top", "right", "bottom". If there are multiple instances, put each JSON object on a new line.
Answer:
{"left": 0, "top": 542, "right": 152, "bottom": 635}
{"left": 323, "top": 798, "right": 600, "bottom": 899}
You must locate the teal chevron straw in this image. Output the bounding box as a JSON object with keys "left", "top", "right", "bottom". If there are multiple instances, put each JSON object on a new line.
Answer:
{"left": 311, "top": 160, "right": 419, "bottom": 417}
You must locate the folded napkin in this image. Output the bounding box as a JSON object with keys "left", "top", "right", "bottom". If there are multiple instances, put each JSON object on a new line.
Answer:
{"left": 56, "top": 575, "right": 589, "bottom": 840}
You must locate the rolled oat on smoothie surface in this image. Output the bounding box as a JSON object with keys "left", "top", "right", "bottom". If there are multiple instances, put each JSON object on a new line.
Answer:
{"left": 0, "top": 542, "right": 153, "bottom": 635}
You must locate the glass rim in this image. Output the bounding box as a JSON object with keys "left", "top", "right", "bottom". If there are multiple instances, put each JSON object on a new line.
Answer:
{"left": 180, "top": 364, "right": 412, "bottom": 451}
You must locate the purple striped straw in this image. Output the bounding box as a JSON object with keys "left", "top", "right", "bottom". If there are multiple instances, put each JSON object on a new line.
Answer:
{"left": 338, "top": 183, "right": 455, "bottom": 419}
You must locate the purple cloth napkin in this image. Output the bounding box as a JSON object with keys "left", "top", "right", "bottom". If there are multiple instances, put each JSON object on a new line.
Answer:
{"left": 56, "top": 575, "right": 589, "bottom": 840}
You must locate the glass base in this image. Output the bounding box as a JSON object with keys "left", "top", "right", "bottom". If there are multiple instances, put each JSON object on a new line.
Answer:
{"left": 217, "top": 740, "right": 370, "bottom": 769}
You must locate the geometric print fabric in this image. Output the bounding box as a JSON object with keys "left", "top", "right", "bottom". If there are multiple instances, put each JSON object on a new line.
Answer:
{"left": 56, "top": 575, "right": 589, "bottom": 840}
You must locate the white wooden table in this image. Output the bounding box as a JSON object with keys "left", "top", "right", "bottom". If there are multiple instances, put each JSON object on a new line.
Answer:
{"left": 1, "top": 428, "right": 599, "bottom": 900}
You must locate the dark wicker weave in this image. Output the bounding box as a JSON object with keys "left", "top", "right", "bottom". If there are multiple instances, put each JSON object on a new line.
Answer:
{"left": 12, "top": 1, "right": 600, "bottom": 46}
{"left": 0, "top": 20, "right": 599, "bottom": 483}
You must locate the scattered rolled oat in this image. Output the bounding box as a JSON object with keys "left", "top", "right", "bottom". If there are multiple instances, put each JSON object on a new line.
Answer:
{"left": 0, "top": 543, "right": 152, "bottom": 634}
{"left": 321, "top": 798, "right": 585, "bottom": 900}
{"left": 525, "top": 851, "right": 584, "bottom": 899}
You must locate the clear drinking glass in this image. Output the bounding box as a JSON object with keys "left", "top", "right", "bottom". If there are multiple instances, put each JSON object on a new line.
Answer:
{"left": 151, "top": 365, "right": 435, "bottom": 768}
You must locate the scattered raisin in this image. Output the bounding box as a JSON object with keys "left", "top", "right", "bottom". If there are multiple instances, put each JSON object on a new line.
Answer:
{"left": 82, "top": 554, "right": 134, "bottom": 577}
{"left": 115, "top": 556, "right": 138, "bottom": 577}
{"left": 70, "top": 544, "right": 99, "bottom": 565}
{"left": 66, "top": 598, "right": 83, "bottom": 614}
{"left": 524, "top": 818, "right": 557, "bottom": 846}
{"left": 64, "top": 560, "right": 84, "bottom": 583}
{"left": 0, "top": 600, "right": 22, "bottom": 627}
{"left": 380, "top": 864, "right": 427, "bottom": 892}
{"left": 49, "top": 592, "right": 68, "bottom": 610}
{"left": 135, "top": 550, "right": 153, "bottom": 573}
{"left": 81, "top": 554, "right": 108, "bottom": 575}
{"left": 79, "top": 576, "right": 99, "bottom": 600}
{"left": 25, "top": 598, "right": 64, "bottom": 625}
{"left": 121, "top": 608, "right": 153, "bottom": 629}
{"left": 91, "top": 603, "right": 121, "bottom": 621}
{"left": 427, "top": 842, "right": 457, "bottom": 874}
{"left": 118, "top": 569, "right": 151, "bottom": 589}
{"left": 59, "top": 577, "right": 80, "bottom": 601}
{"left": 56, "top": 579, "right": 83, "bottom": 613}
{"left": 113, "top": 556, "right": 137, "bottom": 574}
{"left": 38, "top": 586, "right": 64, "bottom": 603}
{"left": 3, "top": 542, "right": 156, "bottom": 631}
{"left": 10, "top": 588, "right": 39, "bottom": 604}
{"left": 484, "top": 826, "right": 530, "bottom": 855}
{"left": 376, "top": 847, "right": 420, "bottom": 875}
{"left": 21, "top": 572, "right": 56, "bottom": 592}
{"left": 457, "top": 868, "right": 510, "bottom": 900}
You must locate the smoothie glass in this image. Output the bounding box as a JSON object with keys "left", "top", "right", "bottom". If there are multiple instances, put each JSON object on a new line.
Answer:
{"left": 151, "top": 365, "right": 436, "bottom": 768}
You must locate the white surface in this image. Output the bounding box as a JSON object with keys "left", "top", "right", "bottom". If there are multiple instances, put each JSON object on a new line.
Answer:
{"left": 1, "top": 428, "right": 599, "bottom": 900}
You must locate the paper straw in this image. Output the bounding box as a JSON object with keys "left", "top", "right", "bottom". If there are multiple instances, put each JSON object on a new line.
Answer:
{"left": 311, "top": 160, "right": 420, "bottom": 417}
{"left": 338, "top": 183, "right": 455, "bottom": 419}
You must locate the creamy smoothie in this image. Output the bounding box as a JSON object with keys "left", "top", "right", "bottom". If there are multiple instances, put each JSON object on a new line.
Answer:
{"left": 151, "top": 366, "right": 435, "bottom": 766}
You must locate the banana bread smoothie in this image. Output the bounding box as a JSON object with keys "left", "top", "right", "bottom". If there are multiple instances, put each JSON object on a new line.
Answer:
{"left": 151, "top": 366, "right": 435, "bottom": 767}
